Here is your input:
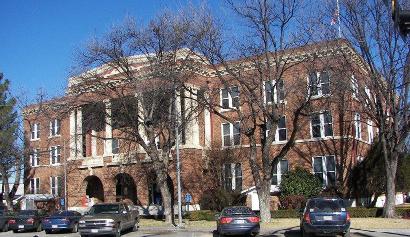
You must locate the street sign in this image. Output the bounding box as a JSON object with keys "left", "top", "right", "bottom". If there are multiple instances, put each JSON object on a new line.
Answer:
{"left": 60, "top": 198, "right": 65, "bottom": 207}
{"left": 185, "top": 193, "right": 192, "bottom": 203}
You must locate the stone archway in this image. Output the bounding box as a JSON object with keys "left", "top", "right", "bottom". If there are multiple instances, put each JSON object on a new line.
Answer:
{"left": 115, "top": 173, "right": 137, "bottom": 204}
{"left": 83, "top": 175, "right": 104, "bottom": 202}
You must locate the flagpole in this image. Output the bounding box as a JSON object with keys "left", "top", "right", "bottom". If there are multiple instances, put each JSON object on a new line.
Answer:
{"left": 336, "top": 0, "right": 342, "bottom": 38}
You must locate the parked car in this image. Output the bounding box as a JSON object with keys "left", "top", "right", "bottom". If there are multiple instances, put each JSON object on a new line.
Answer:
{"left": 216, "top": 206, "right": 260, "bottom": 237}
{"left": 8, "top": 210, "right": 46, "bottom": 233}
{"left": 0, "top": 210, "right": 12, "bottom": 232}
{"left": 78, "top": 202, "right": 139, "bottom": 237}
{"left": 42, "top": 210, "right": 82, "bottom": 234}
{"left": 127, "top": 204, "right": 140, "bottom": 228}
{"left": 300, "top": 197, "right": 351, "bottom": 237}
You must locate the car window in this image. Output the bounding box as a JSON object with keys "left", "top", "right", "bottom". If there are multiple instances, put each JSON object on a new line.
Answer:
{"left": 90, "top": 205, "right": 120, "bottom": 214}
{"left": 307, "top": 199, "right": 344, "bottom": 212}
{"left": 222, "top": 207, "right": 254, "bottom": 216}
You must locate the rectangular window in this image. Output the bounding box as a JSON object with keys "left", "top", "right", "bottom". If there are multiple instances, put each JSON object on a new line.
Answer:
{"left": 272, "top": 159, "right": 289, "bottom": 186}
{"left": 50, "top": 146, "right": 61, "bottom": 165}
{"left": 365, "top": 86, "right": 371, "bottom": 106}
{"left": 308, "top": 71, "right": 330, "bottom": 97}
{"left": 30, "top": 178, "right": 40, "bottom": 194}
{"left": 265, "top": 80, "right": 285, "bottom": 104}
{"left": 267, "top": 116, "right": 287, "bottom": 142}
{"left": 311, "top": 111, "right": 333, "bottom": 138}
{"left": 49, "top": 119, "right": 61, "bottom": 137}
{"left": 50, "top": 176, "right": 62, "bottom": 196}
{"left": 351, "top": 75, "right": 359, "bottom": 98}
{"left": 30, "top": 149, "right": 40, "bottom": 167}
{"left": 222, "top": 122, "right": 241, "bottom": 147}
{"left": 112, "top": 138, "right": 119, "bottom": 154}
{"left": 367, "top": 120, "right": 374, "bottom": 143}
{"left": 31, "top": 123, "right": 40, "bottom": 140}
{"left": 223, "top": 163, "right": 242, "bottom": 191}
{"left": 221, "top": 86, "right": 240, "bottom": 109}
{"left": 313, "top": 155, "right": 336, "bottom": 187}
{"left": 355, "top": 113, "right": 361, "bottom": 139}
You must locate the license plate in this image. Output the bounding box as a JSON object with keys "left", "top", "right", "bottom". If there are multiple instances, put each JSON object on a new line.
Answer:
{"left": 18, "top": 225, "right": 24, "bottom": 229}
{"left": 52, "top": 225, "right": 58, "bottom": 228}
{"left": 91, "top": 229, "right": 98, "bottom": 233}
{"left": 236, "top": 220, "right": 246, "bottom": 224}
{"left": 323, "top": 216, "right": 333, "bottom": 220}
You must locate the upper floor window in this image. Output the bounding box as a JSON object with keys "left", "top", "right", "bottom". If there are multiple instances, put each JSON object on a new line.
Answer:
{"left": 30, "top": 148, "right": 39, "bottom": 167}
{"left": 272, "top": 159, "right": 289, "bottom": 186}
{"left": 222, "top": 121, "right": 240, "bottom": 147}
{"left": 50, "top": 146, "right": 61, "bottom": 165}
{"left": 223, "top": 163, "right": 242, "bottom": 191}
{"left": 351, "top": 75, "right": 359, "bottom": 99}
{"left": 354, "top": 113, "right": 361, "bottom": 139}
{"left": 221, "top": 86, "right": 239, "bottom": 109}
{"left": 364, "top": 86, "right": 371, "bottom": 106}
{"left": 49, "top": 119, "right": 61, "bottom": 137}
{"left": 311, "top": 111, "right": 333, "bottom": 138}
{"left": 367, "top": 120, "right": 374, "bottom": 143}
{"left": 265, "top": 80, "right": 285, "bottom": 104}
{"left": 112, "top": 138, "right": 119, "bottom": 154}
{"left": 308, "top": 71, "right": 330, "bottom": 97}
{"left": 313, "top": 155, "right": 336, "bottom": 187}
{"left": 50, "top": 176, "right": 62, "bottom": 196}
{"left": 267, "top": 116, "right": 287, "bottom": 142}
{"left": 30, "top": 178, "right": 40, "bottom": 194}
{"left": 31, "top": 123, "right": 40, "bottom": 140}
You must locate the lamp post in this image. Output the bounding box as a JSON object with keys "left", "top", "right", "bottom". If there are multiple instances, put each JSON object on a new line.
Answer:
{"left": 174, "top": 87, "right": 183, "bottom": 227}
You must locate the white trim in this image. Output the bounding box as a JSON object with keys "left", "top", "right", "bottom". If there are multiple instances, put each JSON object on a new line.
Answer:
{"left": 220, "top": 86, "right": 240, "bottom": 111}
{"left": 312, "top": 155, "right": 336, "bottom": 187}
{"left": 351, "top": 75, "right": 359, "bottom": 99}
{"left": 367, "top": 120, "right": 374, "bottom": 144}
{"left": 221, "top": 121, "right": 241, "bottom": 147}
{"left": 310, "top": 111, "right": 333, "bottom": 138}
{"left": 30, "top": 123, "right": 40, "bottom": 140}
{"left": 354, "top": 113, "right": 361, "bottom": 139}
{"left": 307, "top": 71, "right": 331, "bottom": 98}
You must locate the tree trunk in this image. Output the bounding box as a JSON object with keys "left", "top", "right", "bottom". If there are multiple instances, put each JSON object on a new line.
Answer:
{"left": 155, "top": 165, "right": 174, "bottom": 225}
{"left": 1, "top": 174, "right": 12, "bottom": 210}
{"left": 257, "top": 181, "right": 271, "bottom": 223}
{"left": 383, "top": 162, "right": 397, "bottom": 218}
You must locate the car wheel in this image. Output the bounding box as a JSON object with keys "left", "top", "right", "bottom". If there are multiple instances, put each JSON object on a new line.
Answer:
{"left": 80, "top": 235, "right": 88, "bottom": 237}
{"left": 302, "top": 228, "right": 311, "bottom": 237}
{"left": 71, "top": 222, "right": 78, "bottom": 233}
{"left": 1, "top": 223, "right": 8, "bottom": 232}
{"left": 45, "top": 229, "right": 52, "bottom": 234}
{"left": 12, "top": 230, "right": 18, "bottom": 233}
{"left": 343, "top": 230, "right": 351, "bottom": 237}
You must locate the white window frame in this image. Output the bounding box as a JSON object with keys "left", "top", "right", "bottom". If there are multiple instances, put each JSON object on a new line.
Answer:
{"left": 30, "top": 148, "right": 39, "bottom": 167}
{"left": 30, "top": 178, "right": 40, "bottom": 194}
{"left": 223, "top": 163, "right": 242, "bottom": 191}
{"left": 220, "top": 86, "right": 240, "bottom": 110}
{"left": 367, "top": 120, "right": 374, "bottom": 143}
{"left": 221, "top": 121, "right": 241, "bottom": 147}
{"left": 310, "top": 111, "right": 333, "bottom": 138}
{"left": 112, "top": 138, "right": 120, "bottom": 154}
{"left": 364, "top": 86, "right": 371, "bottom": 106}
{"left": 312, "top": 155, "right": 336, "bottom": 187}
{"left": 351, "top": 75, "right": 359, "bottom": 99}
{"left": 50, "top": 176, "right": 62, "bottom": 196}
{"left": 49, "top": 146, "right": 61, "bottom": 165}
{"left": 264, "top": 80, "right": 285, "bottom": 104}
{"left": 354, "top": 113, "right": 361, "bottom": 139}
{"left": 49, "top": 119, "right": 61, "bottom": 137}
{"left": 272, "top": 159, "right": 289, "bottom": 186}
{"left": 31, "top": 123, "right": 40, "bottom": 140}
{"left": 266, "top": 116, "right": 287, "bottom": 142}
{"left": 308, "top": 71, "right": 331, "bottom": 97}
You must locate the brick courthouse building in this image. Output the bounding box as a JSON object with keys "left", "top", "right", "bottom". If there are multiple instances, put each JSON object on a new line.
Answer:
{"left": 23, "top": 39, "right": 375, "bottom": 211}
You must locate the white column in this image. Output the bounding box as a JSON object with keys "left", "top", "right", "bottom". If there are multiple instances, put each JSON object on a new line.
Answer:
{"left": 91, "top": 130, "right": 97, "bottom": 157}
{"left": 69, "top": 110, "right": 76, "bottom": 159}
{"left": 136, "top": 93, "right": 147, "bottom": 153}
{"left": 104, "top": 99, "right": 113, "bottom": 156}
{"left": 204, "top": 106, "right": 211, "bottom": 149}
{"left": 76, "top": 108, "right": 83, "bottom": 158}
{"left": 183, "top": 87, "right": 200, "bottom": 148}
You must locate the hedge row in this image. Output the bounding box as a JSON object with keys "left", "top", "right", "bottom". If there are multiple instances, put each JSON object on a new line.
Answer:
{"left": 184, "top": 207, "right": 410, "bottom": 221}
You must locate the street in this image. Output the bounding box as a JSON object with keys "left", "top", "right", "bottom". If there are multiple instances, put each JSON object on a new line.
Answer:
{"left": 0, "top": 228, "right": 409, "bottom": 237}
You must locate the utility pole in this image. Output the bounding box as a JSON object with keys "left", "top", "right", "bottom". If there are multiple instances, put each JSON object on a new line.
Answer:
{"left": 174, "top": 85, "right": 183, "bottom": 227}
{"left": 63, "top": 140, "right": 67, "bottom": 210}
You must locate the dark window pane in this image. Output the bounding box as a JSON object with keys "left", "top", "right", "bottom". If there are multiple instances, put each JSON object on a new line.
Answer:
{"left": 280, "top": 160, "right": 289, "bottom": 174}
{"left": 324, "top": 124, "right": 333, "bottom": 136}
{"left": 315, "top": 173, "right": 324, "bottom": 184}
{"left": 224, "top": 136, "right": 231, "bottom": 147}
{"left": 271, "top": 175, "right": 278, "bottom": 185}
{"left": 221, "top": 88, "right": 229, "bottom": 98}
{"left": 233, "top": 134, "right": 240, "bottom": 145}
{"left": 320, "top": 72, "right": 330, "bottom": 95}
{"left": 265, "top": 81, "right": 273, "bottom": 103}
{"left": 326, "top": 156, "right": 336, "bottom": 171}
{"left": 232, "top": 97, "right": 240, "bottom": 108}
{"left": 309, "top": 72, "right": 318, "bottom": 96}
{"left": 223, "top": 124, "right": 230, "bottom": 136}
{"left": 277, "top": 80, "right": 285, "bottom": 101}
{"left": 327, "top": 172, "right": 336, "bottom": 186}
{"left": 324, "top": 112, "right": 332, "bottom": 123}
{"left": 278, "top": 129, "right": 287, "bottom": 141}
{"left": 313, "top": 157, "right": 323, "bottom": 172}
{"left": 278, "top": 116, "right": 286, "bottom": 128}
{"left": 311, "top": 114, "right": 320, "bottom": 125}
{"left": 222, "top": 99, "right": 230, "bottom": 109}
{"left": 312, "top": 125, "right": 321, "bottom": 138}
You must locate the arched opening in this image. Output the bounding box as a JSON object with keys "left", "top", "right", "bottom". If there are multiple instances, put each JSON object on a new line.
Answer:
{"left": 115, "top": 173, "right": 137, "bottom": 204}
{"left": 84, "top": 175, "right": 104, "bottom": 202}
{"left": 147, "top": 173, "right": 174, "bottom": 206}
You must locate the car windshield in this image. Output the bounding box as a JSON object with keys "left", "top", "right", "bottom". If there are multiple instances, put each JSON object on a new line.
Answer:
{"left": 18, "top": 210, "right": 37, "bottom": 216}
{"left": 222, "top": 207, "right": 254, "bottom": 216}
{"left": 89, "top": 205, "right": 120, "bottom": 214}
{"left": 52, "top": 211, "right": 74, "bottom": 217}
{"left": 307, "top": 199, "right": 345, "bottom": 212}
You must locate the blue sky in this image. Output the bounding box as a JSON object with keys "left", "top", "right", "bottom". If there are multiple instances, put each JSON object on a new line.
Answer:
{"left": 0, "top": 0, "right": 227, "bottom": 104}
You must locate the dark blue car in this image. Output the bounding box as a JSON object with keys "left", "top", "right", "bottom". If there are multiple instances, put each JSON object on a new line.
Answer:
{"left": 300, "top": 198, "right": 351, "bottom": 237}
{"left": 42, "top": 210, "right": 82, "bottom": 234}
{"left": 216, "top": 206, "right": 260, "bottom": 237}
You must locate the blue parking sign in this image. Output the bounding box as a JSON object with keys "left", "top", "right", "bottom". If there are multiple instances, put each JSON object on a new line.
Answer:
{"left": 60, "top": 198, "right": 65, "bottom": 206}
{"left": 185, "top": 193, "right": 192, "bottom": 203}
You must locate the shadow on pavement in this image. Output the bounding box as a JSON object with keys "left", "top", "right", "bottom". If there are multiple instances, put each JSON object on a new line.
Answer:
{"left": 260, "top": 226, "right": 300, "bottom": 237}
{"left": 352, "top": 228, "right": 410, "bottom": 237}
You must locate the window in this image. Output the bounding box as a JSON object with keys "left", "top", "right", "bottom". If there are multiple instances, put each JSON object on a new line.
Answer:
{"left": 222, "top": 122, "right": 240, "bottom": 147}
{"left": 30, "top": 178, "right": 40, "bottom": 194}
{"left": 364, "top": 86, "right": 371, "bottom": 106}
{"left": 311, "top": 111, "right": 333, "bottom": 138}
{"left": 50, "top": 176, "right": 62, "bottom": 196}
{"left": 308, "top": 71, "right": 330, "bottom": 97}
{"left": 265, "top": 80, "right": 285, "bottom": 103}
{"left": 49, "top": 119, "right": 61, "bottom": 137}
{"left": 313, "top": 155, "right": 336, "bottom": 187}
{"left": 267, "top": 116, "right": 287, "bottom": 142}
{"left": 272, "top": 159, "right": 289, "bottom": 186}
{"left": 50, "top": 146, "right": 61, "bottom": 165}
{"left": 354, "top": 113, "right": 361, "bottom": 139}
{"left": 31, "top": 123, "right": 40, "bottom": 140}
{"left": 351, "top": 75, "right": 359, "bottom": 98}
{"left": 367, "top": 120, "right": 374, "bottom": 143}
{"left": 30, "top": 149, "right": 40, "bottom": 167}
{"left": 221, "top": 86, "right": 240, "bottom": 109}
{"left": 112, "top": 138, "right": 119, "bottom": 154}
{"left": 223, "top": 163, "right": 242, "bottom": 191}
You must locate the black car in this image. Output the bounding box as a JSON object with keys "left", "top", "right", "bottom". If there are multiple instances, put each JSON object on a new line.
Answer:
{"left": 8, "top": 210, "right": 45, "bottom": 233}
{"left": 300, "top": 197, "right": 351, "bottom": 237}
{"left": 42, "top": 210, "right": 82, "bottom": 234}
{"left": 216, "top": 206, "right": 260, "bottom": 237}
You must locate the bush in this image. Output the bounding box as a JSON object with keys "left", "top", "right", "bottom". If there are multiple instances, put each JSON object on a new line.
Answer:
{"left": 185, "top": 210, "right": 217, "bottom": 221}
{"left": 280, "top": 195, "right": 306, "bottom": 209}
{"left": 271, "top": 209, "right": 300, "bottom": 218}
{"left": 280, "top": 167, "right": 322, "bottom": 198}
{"left": 346, "top": 207, "right": 381, "bottom": 217}
{"left": 199, "top": 188, "right": 246, "bottom": 211}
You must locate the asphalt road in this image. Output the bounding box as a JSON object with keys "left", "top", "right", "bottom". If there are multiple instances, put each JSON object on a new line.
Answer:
{"left": 0, "top": 228, "right": 409, "bottom": 237}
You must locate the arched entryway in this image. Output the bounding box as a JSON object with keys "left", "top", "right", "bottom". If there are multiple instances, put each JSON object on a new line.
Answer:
{"left": 83, "top": 175, "right": 104, "bottom": 202}
{"left": 147, "top": 173, "right": 174, "bottom": 206}
{"left": 115, "top": 173, "right": 137, "bottom": 204}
